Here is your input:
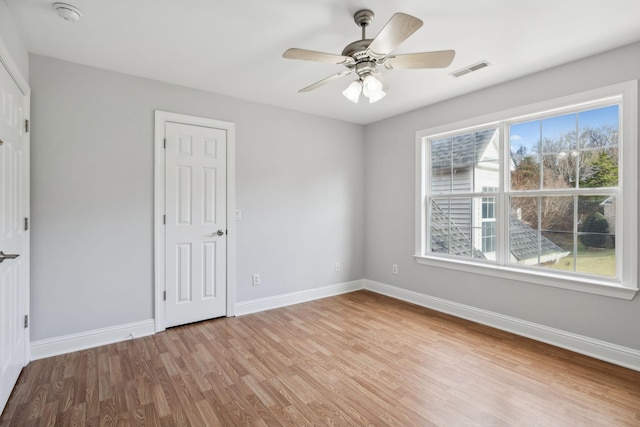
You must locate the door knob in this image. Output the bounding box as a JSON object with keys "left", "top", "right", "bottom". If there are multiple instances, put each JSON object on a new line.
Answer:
{"left": 212, "top": 230, "right": 224, "bottom": 237}
{"left": 0, "top": 251, "right": 19, "bottom": 263}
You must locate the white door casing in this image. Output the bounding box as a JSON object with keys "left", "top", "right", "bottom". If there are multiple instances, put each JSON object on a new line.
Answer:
{"left": 154, "top": 112, "right": 236, "bottom": 331}
{"left": 0, "top": 47, "right": 30, "bottom": 413}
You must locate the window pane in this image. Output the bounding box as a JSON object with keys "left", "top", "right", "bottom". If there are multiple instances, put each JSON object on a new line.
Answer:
{"left": 545, "top": 246, "right": 616, "bottom": 277}
{"left": 540, "top": 114, "right": 577, "bottom": 190}
{"left": 541, "top": 196, "right": 574, "bottom": 233}
{"left": 430, "top": 198, "right": 450, "bottom": 254}
{"left": 457, "top": 225, "right": 474, "bottom": 258}
{"left": 482, "top": 196, "right": 495, "bottom": 219}
{"left": 579, "top": 148, "right": 619, "bottom": 188}
{"left": 431, "top": 137, "right": 452, "bottom": 194}
{"left": 475, "top": 195, "right": 497, "bottom": 259}
{"left": 575, "top": 245, "right": 616, "bottom": 278}
{"left": 430, "top": 197, "right": 488, "bottom": 259}
{"left": 579, "top": 105, "right": 619, "bottom": 150}
{"left": 510, "top": 120, "right": 540, "bottom": 161}
{"left": 542, "top": 154, "right": 576, "bottom": 189}
{"left": 510, "top": 155, "right": 541, "bottom": 191}
{"left": 538, "top": 196, "right": 575, "bottom": 271}
{"left": 481, "top": 221, "right": 496, "bottom": 253}
{"left": 509, "top": 118, "right": 542, "bottom": 190}
{"left": 577, "top": 194, "right": 616, "bottom": 277}
{"left": 474, "top": 159, "right": 499, "bottom": 192}
{"left": 473, "top": 129, "right": 500, "bottom": 162}
{"left": 541, "top": 114, "right": 577, "bottom": 154}
{"left": 509, "top": 196, "right": 540, "bottom": 265}
{"left": 540, "top": 231, "right": 572, "bottom": 265}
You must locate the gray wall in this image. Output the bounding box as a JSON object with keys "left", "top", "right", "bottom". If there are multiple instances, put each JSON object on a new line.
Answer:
{"left": 364, "top": 41, "right": 640, "bottom": 351}
{"left": 18, "top": 32, "right": 640, "bottom": 352}
{"left": 0, "top": 0, "right": 28, "bottom": 80}
{"left": 29, "top": 55, "right": 364, "bottom": 341}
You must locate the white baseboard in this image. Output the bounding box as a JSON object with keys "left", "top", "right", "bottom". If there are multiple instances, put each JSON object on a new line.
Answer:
{"left": 235, "top": 279, "right": 364, "bottom": 316}
{"left": 363, "top": 279, "right": 640, "bottom": 372}
{"left": 28, "top": 281, "right": 640, "bottom": 372}
{"left": 31, "top": 319, "right": 156, "bottom": 360}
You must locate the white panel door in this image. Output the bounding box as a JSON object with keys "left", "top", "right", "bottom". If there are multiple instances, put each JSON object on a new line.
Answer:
{"left": 165, "top": 122, "right": 227, "bottom": 327}
{"left": 0, "top": 61, "right": 28, "bottom": 412}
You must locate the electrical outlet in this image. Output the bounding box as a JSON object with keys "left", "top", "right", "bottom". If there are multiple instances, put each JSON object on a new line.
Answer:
{"left": 392, "top": 264, "right": 398, "bottom": 274}
{"left": 252, "top": 273, "right": 260, "bottom": 286}
{"left": 335, "top": 262, "right": 340, "bottom": 273}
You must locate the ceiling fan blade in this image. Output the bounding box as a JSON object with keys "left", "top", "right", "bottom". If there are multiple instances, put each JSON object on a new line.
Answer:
{"left": 367, "top": 13, "right": 423, "bottom": 58}
{"left": 384, "top": 50, "right": 456, "bottom": 69}
{"left": 283, "top": 48, "right": 355, "bottom": 65}
{"left": 299, "top": 70, "right": 352, "bottom": 93}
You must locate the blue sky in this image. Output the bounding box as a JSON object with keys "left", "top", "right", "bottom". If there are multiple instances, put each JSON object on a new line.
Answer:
{"left": 510, "top": 104, "right": 619, "bottom": 156}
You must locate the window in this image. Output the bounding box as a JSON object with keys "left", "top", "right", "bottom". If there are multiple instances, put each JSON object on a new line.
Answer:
{"left": 481, "top": 187, "right": 498, "bottom": 254}
{"left": 415, "top": 82, "right": 638, "bottom": 299}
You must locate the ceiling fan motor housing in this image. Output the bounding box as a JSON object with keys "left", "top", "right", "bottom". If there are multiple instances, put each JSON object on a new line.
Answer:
{"left": 341, "top": 39, "right": 374, "bottom": 61}
{"left": 355, "top": 61, "right": 376, "bottom": 78}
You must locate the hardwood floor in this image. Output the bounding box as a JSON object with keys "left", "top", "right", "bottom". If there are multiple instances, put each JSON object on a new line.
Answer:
{"left": 2, "top": 290, "right": 640, "bottom": 426}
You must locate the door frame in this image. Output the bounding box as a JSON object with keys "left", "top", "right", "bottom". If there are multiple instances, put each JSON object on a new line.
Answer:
{"left": 0, "top": 39, "right": 30, "bottom": 362}
{"left": 154, "top": 111, "right": 236, "bottom": 332}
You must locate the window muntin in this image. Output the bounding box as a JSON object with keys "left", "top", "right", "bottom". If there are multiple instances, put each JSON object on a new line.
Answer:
{"left": 416, "top": 82, "right": 637, "bottom": 297}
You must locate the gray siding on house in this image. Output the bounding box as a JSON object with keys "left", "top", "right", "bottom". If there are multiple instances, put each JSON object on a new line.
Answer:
{"left": 430, "top": 202, "right": 486, "bottom": 259}
{"left": 431, "top": 167, "right": 473, "bottom": 229}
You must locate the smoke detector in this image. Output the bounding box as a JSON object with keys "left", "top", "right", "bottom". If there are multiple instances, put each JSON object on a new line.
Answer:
{"left": 53, "top": 3, "right": 82, "bottom": 22}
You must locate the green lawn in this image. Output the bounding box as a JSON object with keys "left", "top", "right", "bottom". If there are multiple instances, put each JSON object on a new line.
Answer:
{"left": 546, "top": 247, "right": 616, "bottom": 277}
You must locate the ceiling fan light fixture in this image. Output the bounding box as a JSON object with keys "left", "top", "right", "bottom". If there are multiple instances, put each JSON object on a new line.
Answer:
{"left": 342, "top": 80, "right": 362, "bottom": 103}
{"left": 367, "top": 87, "right": 386, "bottom": 103}
{"left": 362, "top": 74, "right": 385, "bottom": 103}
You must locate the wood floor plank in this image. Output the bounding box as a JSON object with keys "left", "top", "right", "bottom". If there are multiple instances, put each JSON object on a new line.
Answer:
{"left": 2, "top": 290, "right": 640, "bottom": 426}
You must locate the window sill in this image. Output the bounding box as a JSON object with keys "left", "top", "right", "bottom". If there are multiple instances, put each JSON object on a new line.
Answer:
{"left": 414, "top": 255, "right": 638, "bottom": 300}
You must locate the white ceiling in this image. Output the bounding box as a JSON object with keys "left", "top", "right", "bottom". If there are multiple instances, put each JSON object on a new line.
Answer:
{"left": 6, "top": 0, "right": 640, "bottom": 125}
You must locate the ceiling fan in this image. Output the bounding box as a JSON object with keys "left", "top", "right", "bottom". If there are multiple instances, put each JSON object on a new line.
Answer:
{"left": 282, "top": 9, "right": 455, "bottom": 103}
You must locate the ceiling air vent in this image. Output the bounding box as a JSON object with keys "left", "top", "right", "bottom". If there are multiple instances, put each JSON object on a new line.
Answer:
{"left": 450, "top": 61, "right": 490, "bottom": 78}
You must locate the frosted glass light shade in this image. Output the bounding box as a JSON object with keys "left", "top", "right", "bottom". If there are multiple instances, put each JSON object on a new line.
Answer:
{"left": 367, "top": 88, "right": 386, "bottom": 103}
{"left": 362, "top": 75, "right": 385, "bottom": 103}
{"left": 342, "top": 81, "right": 362, "bottom": 103}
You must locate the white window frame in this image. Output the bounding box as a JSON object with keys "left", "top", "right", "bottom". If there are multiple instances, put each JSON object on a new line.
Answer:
{"left": 414, "top": 81, "right": 638, "bottom": 300}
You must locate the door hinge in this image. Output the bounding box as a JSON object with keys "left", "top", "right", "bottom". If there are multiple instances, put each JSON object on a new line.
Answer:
{"left": 24, "top": 315, "right": 28, "bottom": 328}
{"left": 163, "top": 291, "right": 166, "bottom": 301}
{"left": 163, "top": 138, "right": 166, "bottom": 149}
{"left": 25, "top": 119, "right": 29, "bottom": 133}
{"left": 24, "top": 217, "right": 29, "bottom": 231}
{"left": 163, "top": 214, "right": 166, "bottom": 225}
